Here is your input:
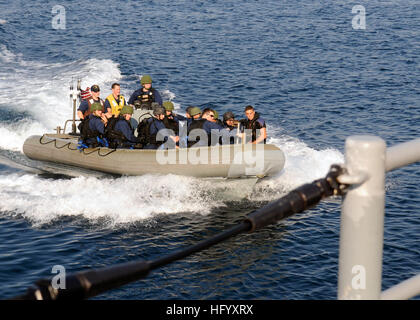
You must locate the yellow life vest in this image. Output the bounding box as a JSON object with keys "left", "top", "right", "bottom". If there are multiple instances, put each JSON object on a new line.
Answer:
{"left": 106, "top": 94, "right": 126, "bottom": 116}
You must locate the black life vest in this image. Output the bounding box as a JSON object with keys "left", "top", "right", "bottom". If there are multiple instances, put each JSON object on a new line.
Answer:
{"left": 242, "top": 112, "right": 266, "bottom": 143}
{"left": 187, "top": 118, "right": 207, "bottom": 148}
{"left": 104, "top": 116, "right": 127, "bottom": 148}
{"left": 136, "top": 117, "right": 157, "bottom": 146}
{"left": 136, "top": 88, "right": 156, "bottom": 109}
{"left": 222, "top": 123, "right": 237, "bottom": 144}
{"left": 79, "top": 116, "right": 102, "bottom": 147}
{"left": 163, "top": 115, "right": 179, "bottom": 135}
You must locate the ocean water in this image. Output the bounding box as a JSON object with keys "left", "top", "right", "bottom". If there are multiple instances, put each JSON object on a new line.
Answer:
{"left": 0, "top": 0, "right": 419, "bottom": 300}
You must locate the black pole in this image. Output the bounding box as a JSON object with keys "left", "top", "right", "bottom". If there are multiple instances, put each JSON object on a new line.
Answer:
{"left": 12, "top": 165, "right": 347, "bottom": 300}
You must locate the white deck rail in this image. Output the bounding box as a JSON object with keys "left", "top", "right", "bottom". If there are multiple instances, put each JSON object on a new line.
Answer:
{"left": 337, "top": 136, "right": 420, "bottom": 300}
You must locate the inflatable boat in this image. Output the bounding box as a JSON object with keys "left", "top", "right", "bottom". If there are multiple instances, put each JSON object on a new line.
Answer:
{"left": 22, "top": 81, "right": 285, "bottom": 179}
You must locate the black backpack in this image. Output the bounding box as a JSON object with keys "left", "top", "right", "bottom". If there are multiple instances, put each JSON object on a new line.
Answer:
{"left": 187, "top": 119, "right": 207, "bottom": 148}
{"left": 103, "top": 116, "right": 129, "bottom": 149}
{"left": 104, "top": 116, "right": 125, "bottom": 141}
{"left": 163, "top": 116, "right": 179, "bottom": 135}
{"left": 79, "top": 118, "right": 98, "bottom": 141}
{"left": 136, "top": 117, "right": 154, "bottom": 145}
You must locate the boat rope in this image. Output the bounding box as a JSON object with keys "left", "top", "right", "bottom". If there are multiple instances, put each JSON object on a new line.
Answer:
{"left": 39, "top": 135, "right": 79, "bottom": 151}
{"left": 11, "top": 164, "right": 349, "bottom": 300}
{"left": 39, "top": 134, "right": 117, "bottom": 156}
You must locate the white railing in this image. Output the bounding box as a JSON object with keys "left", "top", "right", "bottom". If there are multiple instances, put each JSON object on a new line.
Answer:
{"left": 337, "top": 136, "right": 420, "bottom": 300}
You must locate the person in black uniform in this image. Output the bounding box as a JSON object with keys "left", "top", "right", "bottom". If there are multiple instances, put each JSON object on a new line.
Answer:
{"left": 240, "top": 105, "right": 267, "bottom": 144}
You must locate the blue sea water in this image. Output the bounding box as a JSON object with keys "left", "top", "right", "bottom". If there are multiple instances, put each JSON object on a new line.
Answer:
{"left": 0, "top": 0, "right": 419, "bottom": 300}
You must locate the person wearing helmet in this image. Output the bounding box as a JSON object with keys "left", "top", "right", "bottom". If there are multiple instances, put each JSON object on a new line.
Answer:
{"left": 111, "top": 105, "right": 142, "bottom": 148}
{"left": 185, "top": 106, "right": 195, "bottom": 119}
{"left": 163, "top": 101, "right": 187, "bottom": 122}
{"left": 186, "top": 107, "right": 223, "bottom": 147}
{"left": 212, "top": 109, "right": 224, "bottom": 127}
{"left": 143, "top": 106, "right": 179, "bottom": 149}
{"left": 128, "top": 74, "right": 163, "bottom": 108}
{"left": 162, "top": 101, "right": 188, "bottom": 136}
{"left": 222, "top": 111, "right": 238, "bottom": 144}
{"left": 79, "top": 102, "right": 107, "bottom": 148}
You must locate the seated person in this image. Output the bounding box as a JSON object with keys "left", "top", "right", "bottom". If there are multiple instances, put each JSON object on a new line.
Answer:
{"left": 185, "top": 106, "right": 195, "bottom": 119}
{"left": 111, "top": 105, "right": 142, "bottom": 149}
{"left": 77, "top": 84, "right": 106, "bottom": 123}
{"left": 187, "top": 108, "right": 223, "bottom": 147}
{"left": 240, "top": 105, "right": 267, "bottom": 144}
{"left": 163, "top": 101, "right": 187, "bottom": 122}
{"left": 128, "top": 75, "right": 163, "bottom": 109}
{"left": 162, "top": 101, "right": 186, "bottom": 136}
{"left": 143, "top": 107, "right": 179, "bottom": 149}
{"left": 79, "top": 102, "right": 107, "bottom": 148}
{"left": 212, "top": 109, "right": 224, "bottom": 127}
{"left": 222, "top": 111, "right": 238, "bottom": 144}
{"left": 104, "top": 83, "right": 127, "bottom": 118}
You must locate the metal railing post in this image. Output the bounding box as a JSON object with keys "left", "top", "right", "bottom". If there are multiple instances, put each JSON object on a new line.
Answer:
{"left": 338, "top": 135, "right": 386, "bottom": 300}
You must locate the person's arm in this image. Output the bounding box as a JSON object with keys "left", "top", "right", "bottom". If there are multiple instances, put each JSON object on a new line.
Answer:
{"left": 154, "top": 89, "right": 163, "bottom": 106}
{"left": 77, "top": 100, "right": 88, "bottom": 119}
{"left": 103, "top": 100, "right": 112, "bottom": 118}
{"left": 128, "top": 90, "right": 138, "bottom": 105}
{"left": 124, "top": 122, "right": 137, "bottom": 143}
{"left": 77, "top": 110, "right": 85, "bottom": 120}
{"left": 174, "top": 114, "right": 187, "bottom": 121}
{"left": 252, "top": 120, "right": 267, "bottom": 144}
{"left": 93, "top": 118, "right": 105, "bottom": 135}
{"left": 253, "top": 127, "right": 266, "bottom": 144}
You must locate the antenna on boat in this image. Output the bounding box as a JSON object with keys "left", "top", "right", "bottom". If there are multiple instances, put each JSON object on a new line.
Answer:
{"left": 69, "top": 79, "right": 81, "bottom": 135}
{"left": 77, "top": 79, "right": 81, "bottom": 103}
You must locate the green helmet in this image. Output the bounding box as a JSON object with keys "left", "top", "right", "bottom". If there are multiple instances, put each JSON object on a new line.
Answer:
{"left": 140, "top": 74, "right": 152, "bottom": 85}
{"left": 90, "top": 102, "right": 103, "bottom": 112}
{"left": 120, "top": 105, "right": 133, "bottom": 115}
{"left": 163, "top": 101, "right": 174, "bottom": 111}
{"left": 189, "top": 107, "right": 202, "bottom": 117}
{"left": 213, "top": 110, "right": 219, "bottom": 119}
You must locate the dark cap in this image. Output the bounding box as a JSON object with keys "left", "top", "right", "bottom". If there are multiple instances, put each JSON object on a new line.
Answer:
{"left": 223, "top": 111, "right": 235, "bottom": 121}
{"left": 153, "top": 106, "right": 166, "bottom": 116}
{"left": 90, "top": 85, "right": 100, "bottom": 92}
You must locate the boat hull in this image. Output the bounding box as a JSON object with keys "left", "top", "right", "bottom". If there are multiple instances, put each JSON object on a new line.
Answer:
{"left": 23, "top": 134, "right": 285, "bottom": 178}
